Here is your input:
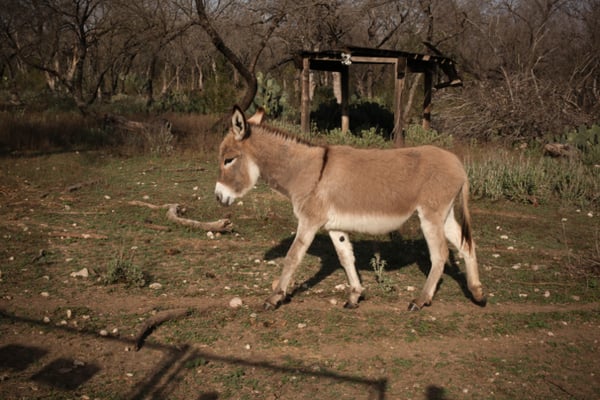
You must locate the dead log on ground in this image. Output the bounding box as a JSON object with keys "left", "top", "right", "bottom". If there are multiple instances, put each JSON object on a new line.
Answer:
{"left": 543, "top": 143, "right": 579, "bottom": 159}
{"left": 128, "top": 200, "right": 232, "bottom": 232}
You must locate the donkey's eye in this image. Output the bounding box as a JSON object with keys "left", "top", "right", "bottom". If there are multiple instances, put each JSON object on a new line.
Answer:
{"left": 224, "top": 157, "right": 236, "bottom": 166}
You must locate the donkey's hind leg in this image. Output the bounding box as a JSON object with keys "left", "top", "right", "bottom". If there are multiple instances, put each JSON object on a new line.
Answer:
{"left": 444, "top": 208, "right": 486, "bottom": 305}
{"left": 328, "top": 231, "right": 364, "bottom": 308}
{"left": 411, "top": 210, "right": 449, "bottom": 311}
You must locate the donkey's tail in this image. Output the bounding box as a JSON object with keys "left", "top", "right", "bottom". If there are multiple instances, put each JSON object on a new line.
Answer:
{"left": 459, "top": 180, "right": 474, "bottom": 253}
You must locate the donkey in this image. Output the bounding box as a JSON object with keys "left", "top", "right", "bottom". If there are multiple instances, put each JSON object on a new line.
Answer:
{"left": 215, "top": 106, "right": 486, "bottom": 311}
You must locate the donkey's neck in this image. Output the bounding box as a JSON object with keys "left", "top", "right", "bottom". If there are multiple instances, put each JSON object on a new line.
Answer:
{"left": 248, "top": 131, "right": 325, "bottom": 200}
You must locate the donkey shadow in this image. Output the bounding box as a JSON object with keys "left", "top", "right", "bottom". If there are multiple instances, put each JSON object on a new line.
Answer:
{"left": 263, "top": 232, "right": 474, "bottom": 303}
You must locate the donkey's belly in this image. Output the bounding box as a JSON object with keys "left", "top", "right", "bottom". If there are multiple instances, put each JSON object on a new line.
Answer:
{"left": 323, "top": 210, "right": 412, "bottom": 235}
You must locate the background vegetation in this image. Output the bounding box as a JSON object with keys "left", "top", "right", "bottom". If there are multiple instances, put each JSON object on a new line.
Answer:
{"left": 1, "top": 0, "right": 599, "bottom": 207}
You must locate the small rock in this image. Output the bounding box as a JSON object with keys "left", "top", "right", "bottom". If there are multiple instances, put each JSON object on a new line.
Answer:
{"left": 99, "top": 329, "right": 109, "bottom": 337}
{"left": 70, "top": 268, "right": 89, "bottom": 278}
{"left": 73, "top": 360, "right": 85, "bottom": 367}
{"left": 40, "top": 292, "right": 49, "bottom": 297}
{"left": 229, "top": 297, "right": 243, "bottom": 308}
{"left": 66, "top": 309, "right": 72, "bottom": 319}
{"left": 329, "top": 298, "right": 338, "bottom": 306}
{"left": 244, "top": 344, "right": 251, "bottom": 350}
{"left": 149, "top": 282, "right": 162, "bottom": 290}
{"left": 544, "top": 291, "right": 550, "bottom": 298}
{"left": 206, "top": 231, "right": 215, "bottom": 239}
{"left": 297, "top": 323, "right": 307, "bottom": 329}
{"left": 334, "top": 284, "right": 347, "bottom": 291}
{"left": 500, "top": 235, "right": 509, "bottom": 240}
{"left": 406, "top": 286, "right": 416, "bottom": 292}
{"left": 43, "top": 316, "right": 50, "bottom": 323}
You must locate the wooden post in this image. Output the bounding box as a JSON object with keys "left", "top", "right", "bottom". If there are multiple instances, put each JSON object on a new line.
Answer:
{"left": 393, "top": 58, "right": 407, "bottom": 147}
{"left": 301, "top": 57, "right": 311, "bottom": 134}
{"left": 422, "top": 69, "right": 433, "bottom": 130}
{"left": 341, "top": 65, "right": 349, "bottom": 133}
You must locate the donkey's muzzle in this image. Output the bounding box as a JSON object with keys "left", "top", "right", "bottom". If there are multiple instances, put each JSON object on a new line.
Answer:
{"left": 215, "top": 182, "right": 235, "bottom": 206}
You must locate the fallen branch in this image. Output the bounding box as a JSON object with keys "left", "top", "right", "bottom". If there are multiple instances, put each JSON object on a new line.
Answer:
{"left": 128, "top": 200, "right": 232, "bottom": 232}
{"left": 134, "top": 308, "right": 191, "bottom": 351}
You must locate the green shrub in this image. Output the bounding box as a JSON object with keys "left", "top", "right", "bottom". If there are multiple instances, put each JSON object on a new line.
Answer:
{"left": 253, "top": 72, "right": 287, "bottom": 119}
{"left": 322, "top": 127, "right": 389, "bottom": 148}
{"left": 557, "top": 125, "right": 600, "bottom": 165}
{"left": 405, "top": 124, "right": 453, "bottom": 148}
{"left": 103, "top": 249, "right": 146, "bottom": 288}
{"left": 310, "top": 98, "right": 394, "bottom": 134}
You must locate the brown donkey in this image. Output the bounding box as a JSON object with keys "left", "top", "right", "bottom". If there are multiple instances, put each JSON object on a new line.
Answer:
{"left": 215, "top": 106, "right": 486, "bottom": 311}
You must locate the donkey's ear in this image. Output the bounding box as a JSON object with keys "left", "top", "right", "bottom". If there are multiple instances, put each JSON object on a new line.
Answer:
{"left": 247, "top": 107, "right": 265, "bottom": 125}
{"left": 231, "top": 105, "right": 248, "bottom": 141}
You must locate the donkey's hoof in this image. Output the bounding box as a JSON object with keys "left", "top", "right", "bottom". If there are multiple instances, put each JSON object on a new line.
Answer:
{"left": 263, "top": 300, "right": 280, "bottom": 311}
{"left": 343, "top": 301, "right": 359, "bottom": 310}
{"left": 407, "top": 301, "right": 421, "bottom": 312}
{"left": 474, "top": 295, "right": 487, "bottom": 308}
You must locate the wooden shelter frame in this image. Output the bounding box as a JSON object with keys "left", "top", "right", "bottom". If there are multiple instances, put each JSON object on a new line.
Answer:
{"left": 299, "top": 46, "right": 462, "bottom": 146}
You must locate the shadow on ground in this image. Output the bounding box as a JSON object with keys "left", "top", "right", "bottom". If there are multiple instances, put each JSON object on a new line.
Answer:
{"left": 264, "top": 232, "right": 475, "bottom": 303}
{"left": 0, "top": 310, "right": 390, "bottom": 399}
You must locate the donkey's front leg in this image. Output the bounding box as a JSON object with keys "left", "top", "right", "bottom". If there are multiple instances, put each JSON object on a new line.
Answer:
{"left": 264, "top": 222, "right": 318, "bottom": 310}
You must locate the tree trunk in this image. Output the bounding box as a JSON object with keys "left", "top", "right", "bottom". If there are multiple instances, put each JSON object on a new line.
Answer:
{"left": 195, "top": 2, "right": 257, "bottom": 111}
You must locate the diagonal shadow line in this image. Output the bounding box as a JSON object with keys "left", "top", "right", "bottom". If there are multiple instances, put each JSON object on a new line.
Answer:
{"left": 0, "top": 309, "right": 388, "bottom": 399}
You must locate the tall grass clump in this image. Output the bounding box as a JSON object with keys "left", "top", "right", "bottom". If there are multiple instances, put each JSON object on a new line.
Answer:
{"left": 467, "top": 149, "right": 599, "bottom": 207}
{"left": 103, "top": 248, "right": 147, "bottom": 288}
{"left": 405, "top": 124, "right": 454, "bottom": 148}
{"left": 322, "top": 127, "right": 389, "bottom": 148}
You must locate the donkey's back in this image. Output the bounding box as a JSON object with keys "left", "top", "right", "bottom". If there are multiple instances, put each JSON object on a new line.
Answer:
{"left": 317, "top": 144, "right": 467, "bottom": 222}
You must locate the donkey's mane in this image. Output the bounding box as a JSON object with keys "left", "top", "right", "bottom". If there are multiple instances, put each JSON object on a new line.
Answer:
{"left": 249, "top": 122, "right": 321, "bottom": 148}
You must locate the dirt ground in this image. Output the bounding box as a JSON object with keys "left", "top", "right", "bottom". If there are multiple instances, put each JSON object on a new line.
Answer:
{"left": 1, "top": 292, "right": 599, "bottom": 400}
{"left": 1, "top": 153, "right": 599, "bottom": 399}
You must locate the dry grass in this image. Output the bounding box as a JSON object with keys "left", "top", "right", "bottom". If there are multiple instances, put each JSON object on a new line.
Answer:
{"left": 0, "top": 110, "right": 225, "bottom": 156}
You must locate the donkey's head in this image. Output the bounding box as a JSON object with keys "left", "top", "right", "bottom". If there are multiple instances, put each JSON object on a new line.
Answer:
{"left": 215, "top": 106, "right": 265, "bottom": 206}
